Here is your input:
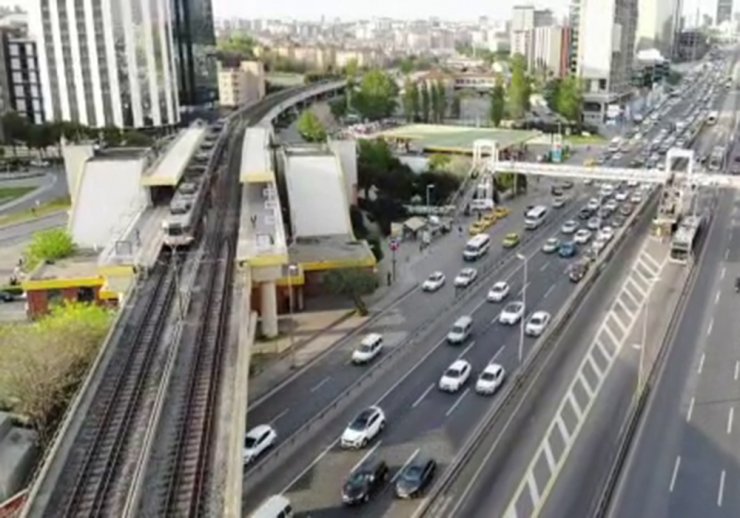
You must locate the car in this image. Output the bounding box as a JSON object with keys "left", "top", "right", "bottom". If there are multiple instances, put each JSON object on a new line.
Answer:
{"left": 439, "top": 359, "right": 472, "bottom": 392}
{"left": 591, "top": 237, "right": 608, "bottom": 253}
{"left": 523, "top": 204, "right": 535, "bottom": 215}
{"left": 422, "top": 271, "right": 446, "bottom": 292}
{"left": 30, "top": 159, "right": 50, "bottom": 168}
{"left": 630, "top": 192, "right": 643, "bottom": 203}
{"left": 619, "top": 203, "right": 634, "bottom": 216}
{"left": 569, "top": 260, "right": 589, "bottom": 282}
{"left": 558, "top": 241, "right": 577, "bottom": 258}
{"left": 587, "top": 217, "right": 601, "bottom": 230}
{"left": 598, "top": 207, "right": 613, "bottom": 220}
{"left": 611, "top": 214, "right": 626, "bottom": 227}
{"left": 341, "top": 406, "right": 386, "bottom": 448}
{"left": 494, "top": 206, "right": 511, "bottom": 218}
{"left": 499, "top": 301, "right": 525, "bottom": 325}
{"left": 481, "top": 212, "right": 498, "bottom": 226}
{"left": 561, "top": 180, "right": 574, "bottom": 189}
{"left": 395, "top": 458, "right": 437, "bottom": 498}
{"left": 352, "top": 333, "right": 384, "bottom": 364}
{"left": 615, "top": 190, "right": 629, "bottom": 201}
{"left": 525, "top": 311, "right": 551, "bottom": 337}
{"left": 583, "top": 247, "right": 599, "bottom": 262}
{"left": 598, "top": 226, "right": 615, "bottom": 242}
{"left": 475, "top": 362, "right": 506, "bottom": 395}
{"left": 561, "top": 220, "right": 578, "bottom": 234}
{"left": 552, "top": 196, "right": 566, "bottom": 208}
{"left": 584, "top": 178, "right": 594, "bottom": 184}
{"left": 502, "top": 233, "right": 520, "bottom": 248}
{"left": 613, "top": 152, "right": 624, "bottom": 161}
{"left": 342, "top": 459, "right": 389, "bottom": 504}
{"left": 578, "top": 207, "right": 593, "bottom": 221}
{"left": 573, "top": 228, "right": 592, "bottom": 244}
{"left": 551, "top": 186, "right": 564, "bottom": 196}
{"left": 469, "top": 221, "right": 487, "bottom": 235}
{"left": 604, "top": 199, "right": 618, "bottom": 212}
{"left": 542, "top": 237, "right": 560, "bottom": 254}
{"left": 243, "top": 424, "right": 277, "bottom": 464}
{"left": 587, "top": 198, "right": 600, "bottom": 211}
{"left": 454, "top": 268, "right": 478, "bottom": 287}
{"left": 487, "top": 281, "right": 510, "bottom": 302}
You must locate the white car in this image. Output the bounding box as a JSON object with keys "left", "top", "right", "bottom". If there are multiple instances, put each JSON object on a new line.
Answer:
{"left": 627, "top": 180, "right": 638, "bottom": 187}
{"left": 422, "top": 271, "right": 446, "bottom": 292}
{"left": 351, "top": 333, "right": 383, "bottom": 364}
{"left": 630, "top": 192, "right": 643, "bottom": 203}
{"left": 573, "top": 229, "right": 592, "bottom": 244}
{"left": 561, "top": 220, "right": 578, "bottom": 234}
{"left": 340, "top": 406, "right": 386, "bottom": 448}
{"left": 587, "top": 198, "right": 600, "bottom": 211}
{"left": 439, "top": 359, "right": 472, "bottom": 392}
{"left": 542, "top": 237, "right": 560, "bottom": 254}
{"left": 525, "top": 311, "right": 551, "bottom": 337}
{"left": 592, "top": 237, "right": 608, "bottom": 253}
{"left": 584, "top": 178, "right": 594, "bottom": 185}
{"left": 487, "top": 281, "right": 510, "bottom": 302}
{"left": 499, "top": 301, "right": 525, "bottom": 325}
{"left": 243, "top": 424, "right": 277, "bottom": 464}
{"left": 604, "top": 199, "right": 618, "bottom": 212}
{"left": 454, "top": 268, "right": 478, "bottom": 288}
{"left": 475, "top": 363, "right": 506, "bottom": 395}
{"left": 615, "top": 191, "right": 629, "bottom": 201}
{"left": 587, "top": 217, "right": 601, "bottom": 230}
{"left": 598, "top": 226, "right": 615, "bottom": 242}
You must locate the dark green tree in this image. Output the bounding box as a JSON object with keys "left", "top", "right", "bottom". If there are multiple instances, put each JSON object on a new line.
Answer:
{"left": 122, "top": 131, "right": 153, "bottom": 147}
{"left": 490, "top": 78, "right": 506, "bottom": 127}
{"left": 24, "top": 229, "right": 76, "bottom": 270}
{"left": 296, "top": 110, "right": 327, "bottom": 142}
{"left": 2, "top": 112, "right": 30, "bottom": 154}
{"left": 434, "top": 81, "right": 447, "bottom": 122}
{"left": 450, "top": 94, "right": 461, "bottom": 119}
{"left": 323, "top": 268, "right": 377, "bottom": 316}
{"left": 402, "top": 79, "right": 417, "bottom": 123}
{"left": 101, "top": 126, "right": 123, "bottom": 147}
{"left": 421, "top": 83, "right": 430, "bottom": 123}
{"left": 352, "top": 69, "right": 398, "bottom": 121}
{"left": 507, "top": 54, "right": 531, "bottom": 120}
{"left": 555, "top": 75, "right": 584, "bottom": 123}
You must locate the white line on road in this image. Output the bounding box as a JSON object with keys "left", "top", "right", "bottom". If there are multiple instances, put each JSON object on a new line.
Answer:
{"left": 715, "top": 290, "right": 721, "bottom": 305}
{"left": 519, "top": 282, "right": 531, "bottom": 295}
{"left": 540, "top": 262, "right": 550, "bottom": 272}
{"left": 727, "top": 407, "right": 734, "bottom": 435}
{"left": 458, "top": 340, "right": 477, "bottom": 359}
{"left": 490, "top": 344, "right": 507, "bottom": 363}
{"left": 687, "top": 397, "right": 695, "bottom": 422}
{"left": 445, "top": 388, "right": 470, "bottom": 417}
{"left": 721, "top": 266, "right": 726, "bottom": 279}
{"left": 718, "top": 469, "right": 726, "bottom": 507}
{"left": 707, "top": 318, "right": 714, "bottom": 337}
{"left": 669, "top": 456, "right": 681, "bottom": 492}
{"left": 543, "top": 285, "right": 555, "bottom": 299}
{"left": 351, "top": 440, "right": 382, "bottom": 473}
{"left": 698, "top": 353, "right": 706, "bottom": 374}
{"left": 725, "top": 248, "right": 730, "bottom": 261}
{"left": 412, "top": 384, "right": 434, "bottom": 409}
{"left": 310, "top": 376, "right": 332, "bottom": 393}
{"left": 270, "top": 408, "right": 290, "bottom": 425}
{"left": 392, "top": 448, "right": 420, "bottom": 482}
{"left": 735, "top": 361, "right": 739, "bottom": 381}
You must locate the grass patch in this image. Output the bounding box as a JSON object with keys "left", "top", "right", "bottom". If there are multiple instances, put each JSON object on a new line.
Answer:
{"left": 566, "top": 134, "right": 607, "bottom": 145}
{"left": 0, "top": 196, "right": 71, "bottom": 228}
{"left": 0, "top": 186, "right": 35, "bottom": 205}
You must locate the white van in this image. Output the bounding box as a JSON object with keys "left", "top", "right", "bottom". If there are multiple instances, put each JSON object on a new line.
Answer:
{"left": 250, "top": 495, "right": 293, "bottom": 518}
{"left": 447, "top": 316, "right": 473, "bottom": 344}
{"left": 524, "top": 205, "right": 548, "bottom": 230}
{"left": 463, "top": 234, "right": 491, "bottom": 261}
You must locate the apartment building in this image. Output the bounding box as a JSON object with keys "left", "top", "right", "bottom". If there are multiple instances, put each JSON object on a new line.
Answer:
{"left": 217, "top": 60, "right": 265, "bottom": 107}
{"left": 6, "top": 36, "right": 44, "bottom": 124}
{"left": 27, "top": 0, "right": 180, "bottom": 128}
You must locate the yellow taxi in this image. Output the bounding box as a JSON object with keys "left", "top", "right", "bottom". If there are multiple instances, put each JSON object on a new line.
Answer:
{"left": 469, "top": 221, "right": 488, "bottom": 235}
{"left": 494, "top": 206, "right": 511, "bottom": 218}
{"left": 502, "top": 232, "right": 521, "bottom": 248}
{"left": 480, "top": 212, "right": 497, "bottom": 227}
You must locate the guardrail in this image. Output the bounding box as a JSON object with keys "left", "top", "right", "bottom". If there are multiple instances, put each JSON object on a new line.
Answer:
{"left": 243, "top": 194, "right": 599, "bottom": 485}
{"left": 415, "top": 187, "right": 661, "bottom": 517}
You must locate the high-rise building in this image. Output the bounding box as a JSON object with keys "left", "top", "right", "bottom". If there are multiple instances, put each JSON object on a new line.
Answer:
{"left": 171, "top": 0, "right": 217, "bottom": 106}
{"left": 635, "top": 0, "right": 680, "bottom": 56}
{"left": 27, "top": 0, "right": 180, "bottom": 129}
{"left": 510, "top": 5, "right": 555, "bottom": 67}
{"left": 217, "top": 60, "right": 265, "bottom": 107}
{"left": 717, "top": 0, "right": 733, "bottom": 25}
{"left": 5, "top": 35, "right": 44, "bottom": 124}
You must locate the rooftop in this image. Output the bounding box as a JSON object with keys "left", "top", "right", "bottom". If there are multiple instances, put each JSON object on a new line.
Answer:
{"left": 241, "top": 127, "right": 273, "bottom": 183}
{"left": 378, "top": 124, "right": 539, "bottom": 154}
{"left": 288, "top": 235, "right": 376, "bottom": 271}
{"left": 28, "top": 251, "right": 101, "bottom": 283}
{"left": 142, "top": 127, "right": 207, "bottom": 186}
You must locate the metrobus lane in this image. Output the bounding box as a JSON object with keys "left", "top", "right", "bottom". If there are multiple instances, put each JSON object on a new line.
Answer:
{"left": 243, "top": 184, "right": 597, "bottom": 473}
{"left": 243, "top": 226, "right": 594, "bottom": 517}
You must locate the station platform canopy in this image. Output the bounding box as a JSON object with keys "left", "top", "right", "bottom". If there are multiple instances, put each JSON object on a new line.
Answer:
{"left": 141, "top": 127, "right": 207, "bottom": 187}
{"left": 377, "top": 124, "right": 539, "bottom": 154}
{"left": 241, "top": 127, "right": 273, "bottom": 183}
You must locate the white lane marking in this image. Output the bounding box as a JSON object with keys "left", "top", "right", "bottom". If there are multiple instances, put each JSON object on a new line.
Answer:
{"left": 392, "top": 448, "right": 420, "bottom": 482}
{"left": 412, "top": 384, "right": 434, "bottom": 409}
{"left": 698, "top": 353, "right": 706, "bottom": 374}
{"left": 637, "top": 258, "right": 658, "bottom": 277}
{"left": 717, "top": 469, "right": 726, "bottom": 507}
{"left": 457, "top": 340, "right": 477, "bottom": 359}
{"left": 310, "top": 376, "right": 332, "bottom": 393}
{"left": 735, "top": 361, "right": 739, "bottom": 381}
{"left": 627, "top": 277, "right": 647, "bottom": 298}
{"left": 351, "top": 440, "right": 382, "bottom": 473}
{"left": 640, "top": 251, "right": 662, "bottom": 271}
{"left": 520, "top": 282, "right": 531, "bottom": 295}
{"left": 540, "top": 262, "right": 550, "bottom": 272}
{"left": 687, "top": 397, "right": 695, "bottom": 422}
{"left": 725, "top": 248, "right": 730, "bottom": 260}
{"left": 721, "top": 266, "right": 726, "bottom": 279}
{"left": 490, "top": 344, "right": 507, "bottom": 363}
{"left": 270, "top": 408, "right": 290, "bottom": 425}
{"left": 715, "top": 290, "right": 721, "bottom": 305}
{"left": 445, "top": 387, "right": 470, "bottom": 417}
{"left": 620, "top": 286, "right": 639, "bottom": 308}
{"left": 609, "top": 311, "right": 628, "bottom": 334}
{"left": 543, "top": 285, "right": 555, "bottom": 299}
{"left": 543, "top": 442, "right": 556, "bottom": 471}
{"left": 707, "top": 317, "right": 714, "bottom": 337}
{"left": 556, "top": 415, "right": 570, "bottom": 442}
{"left": 601, "top": 323, "right": 622, "bottom": 351}
{"left": 727, "top": 407, "right": 734, "bottom": 435}
{"left": 526, "top": 471, "right": 541, "bottom": 504}
{"left": 669, "top": 456, "right": 681, "bottom": 492}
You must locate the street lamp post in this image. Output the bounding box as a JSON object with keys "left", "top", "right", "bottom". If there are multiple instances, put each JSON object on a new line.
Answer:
{"left": 288, "top": 264, "right": 298, "bottom": 369}
{"left": 516, "top": 252, "right": 528, "bottom": 365}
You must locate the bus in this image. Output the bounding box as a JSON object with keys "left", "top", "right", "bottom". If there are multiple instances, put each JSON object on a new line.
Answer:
{"left": 708, "top": 145, "right": 727, "bottom": 171}
{"left": 463, "top": 234, "right": 491, "bottom": 261}
{"left": 524, "top": 205, "right": 548, "bottom": 230}
{"left": 707, "top": 110, "right": 718, "bottom": 125}
{"left": 669, "top": 215, "right": 704, "bottom": 264}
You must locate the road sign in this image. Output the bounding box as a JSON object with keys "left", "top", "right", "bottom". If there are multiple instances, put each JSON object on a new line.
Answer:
{"left": 389, "top": 239, "right": 400, "bottom": 252}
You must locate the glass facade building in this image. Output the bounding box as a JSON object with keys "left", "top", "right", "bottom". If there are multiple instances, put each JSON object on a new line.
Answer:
{"left": 172, "top": 0, "right": 217, "bottom": 106}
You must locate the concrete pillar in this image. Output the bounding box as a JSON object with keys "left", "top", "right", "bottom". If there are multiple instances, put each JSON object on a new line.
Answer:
{"left": 260, "top": 281, "right": 278, "bottom": 338}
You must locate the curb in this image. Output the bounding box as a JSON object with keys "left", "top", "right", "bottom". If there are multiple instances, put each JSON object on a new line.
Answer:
{"left": 0, "top": 209, "right": 68, "bottom": 232}
{"left": 0, "top": 171, "right": 46, "bottom": 181}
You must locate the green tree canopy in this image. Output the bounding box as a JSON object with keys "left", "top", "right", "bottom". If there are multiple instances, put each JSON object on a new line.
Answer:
{"left": 24, "top": 229, "right": 75, "bottom": 271}
{"left": 555, "top": 76, "right": 584, "bottom": 122}
{"left": 217, "top": 34, "right": 257, "bottom": 58}
{"left": 507, "top": 54, "right": 531, "bottom": 120}
{"left": 123, "top": 130, "right": 153, "bottom": 147}
{"left": 2, "top": 112, "right": 30, "bottom": 146}
{"left": 490, "top": 77, "right": 506, "bottom": 127}
{"left": 323, "top": 268, "right": 377, "bottom": 315}
{"left": 421, "top": 83, "right": 430, "bottom": 123}
{"left": 296, "top": 110, "right": 327, "bottom": 142}
{"left": 0, "top": 303, "right": 113, "bottom": 440}
{"left": 352, "top": 69, "right": 398, "bottom": 121}
{"left": 428, "top": 153, "right": 452, "bottom": 171}
{"left": 402, "top": 79, "right": 420, "bottom": 123}
{"left": 434, "top": 81, "right": 447, "bottom": 122}
{"left": 450, "top": 94, "right": 461, "bottom": 119}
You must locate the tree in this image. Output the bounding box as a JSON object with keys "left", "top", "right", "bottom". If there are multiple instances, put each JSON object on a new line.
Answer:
{"left": 329, "top": 98, "right": 348, "bottom": 119}
{"left": 344, "top": 58, "right": 360, "bottom": 112}
{"left": 2, "top": 112, "right": 30, "bottom": 154}
{"left": 24, "top": 229, "right": 75, "bottom": 271}
{"left": 123, "top": 130, "right": 153, "bottom": 147}
{"left": 507, "top": 54, "right": 531, "bottom": 120}
{"left": 430, "top": 82, "right": 440, "bottom": 123}
{"left": 421, "top": 83, "right": 430, "bottom": 123}
{"left": 450, "top": 94, "right": 461, "bottom": 119}
{"left": 101, "top": 126, "right": 124, "bottom": 147}
{"left": 217, "top": 34, "right": 256, "bottom": 58}
{"left": 296, "top": 110, "right": 327, "bottom": 142}
{"left": 323, "top": 268, "right": 377, "bottom": 316}
{"left": 352, "top": 69, "right": 398, "bottom": 121}
{"left": 544, "top": 78, "right": 562, "bottom": 112}
{"left": 400, "top": 58, "right": 414, "bottom": 76}
{"left": 434, "top": 81, "right": 447, "bottom": 122}
{"left": 555, "top": 75, "right": 584, "bottom": 123}
{"left": 0, "top": 303, "right": 113, "bottom": 440}
{"left": 402, "top": 79, "right": 416, "bottom": 123}
{"left": 428, "top": 153, "right": 452, "bottom": 171}
{"left": 490, "top": 78, "right": 506, "bottom": 127}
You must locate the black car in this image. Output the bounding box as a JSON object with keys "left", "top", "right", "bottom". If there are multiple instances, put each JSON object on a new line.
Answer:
{"left": 619, "top": 203, "right": 634, "bottom": 216}
{"left": 551, "top": 186, "right": 563, "bottom": 196}
{"left": 342, "top": 459, "right": 389, "bottom": 505}
{"left": 611, "top": 215, "right": 626, "bottom": 228}
{"left": 569, "top": 261, "right": 589, "bottom": 282}
{"left": 395, "top": 457, "right": 437, "bottom": 498}
{"left": 578, "top": 207, "right": 593, "bottom": 220}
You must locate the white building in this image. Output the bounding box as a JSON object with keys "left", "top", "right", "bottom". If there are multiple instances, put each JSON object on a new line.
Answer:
{"left": 635, "top": 0, "right": 680, "bottom": 56}
{"left": 510, "top": 5, "right": 555, "bottom": 68}
{"left": 27, "top": 0, "right": 180, "bottom": 129}
{"left": 532, "top": 26, "right": 565, "bottom": 77}
{"left": 217, "top": 61, "right": 266, "bottom": 107}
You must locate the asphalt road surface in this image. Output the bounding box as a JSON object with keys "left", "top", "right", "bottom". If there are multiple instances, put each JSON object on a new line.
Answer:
{"left": 0, "top": 168, "right": 68, "bottom": 217}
